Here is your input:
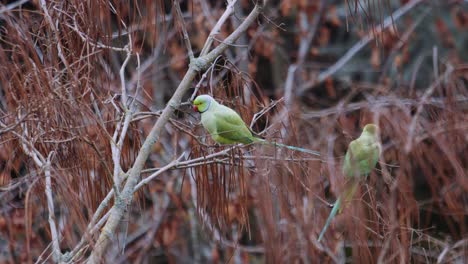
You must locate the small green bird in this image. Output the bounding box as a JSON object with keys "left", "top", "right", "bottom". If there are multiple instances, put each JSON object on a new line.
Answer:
{"left": 317, "top": 124, "right": 381, "bottom": 242}
{"left": 192, "top": 94, "right": 320, "bottom": 156}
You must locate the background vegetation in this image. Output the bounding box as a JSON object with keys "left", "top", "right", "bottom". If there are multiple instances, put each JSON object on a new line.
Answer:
{"left": 0, "top": 0, "right": 467, "bottom": 263}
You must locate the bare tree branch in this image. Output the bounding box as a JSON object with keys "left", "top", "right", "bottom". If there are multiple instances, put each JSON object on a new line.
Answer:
{"left": 199, "top": 0, "right": 238, "bottom": 56}
{"left": 43, "top": 152, "right": 61, "bottom": 263}
{"left": 405, "top": 64, "right": 454, "bottom": 152}
{"left": 0, "top": 0, "right": 29, "bottom": 14}
{"left": 174, "top": 0, "right": 195, "bottom": 60}
{"left": 15, "top": 117, "right": 62, "bottom": 262}
{"left": 298, "top": 0, "right": 424, "bottom": 94}
{"left": 86, "top": 3, "right": 263, "bottom": 262}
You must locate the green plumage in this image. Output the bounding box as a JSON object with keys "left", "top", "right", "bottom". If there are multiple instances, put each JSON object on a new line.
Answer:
{"left": 342, "top": 125, "right": 381, "bottom": 178}
{"left": 197, "top": 96, "right": 260, "bottom": 144}
{"left": 193, "top": 95, "right": 320, "bottom": 156}
{"left": 318, "top": 124, "right": 381, "bottom": 242}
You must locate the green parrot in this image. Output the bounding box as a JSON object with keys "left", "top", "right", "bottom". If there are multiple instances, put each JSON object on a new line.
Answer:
{"left": 192, "top": 94, "right": 320, "bottom": 156}
{"left": 317, "top": 124, "right": 381, "bottom": 242}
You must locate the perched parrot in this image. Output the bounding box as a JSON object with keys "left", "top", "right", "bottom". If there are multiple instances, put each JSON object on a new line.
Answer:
{"left": 192, "top": 94, "right": 320, "bottom": 156}
{"left": 317, "top": 124, "right": 381, "bottom": 242}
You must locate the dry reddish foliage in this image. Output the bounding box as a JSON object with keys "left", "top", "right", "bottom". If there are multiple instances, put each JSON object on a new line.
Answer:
{"left": 0, "top": 0, "right": 467, "bottom": 263}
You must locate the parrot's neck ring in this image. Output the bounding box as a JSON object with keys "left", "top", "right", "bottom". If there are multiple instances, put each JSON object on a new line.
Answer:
{"left": 198, "top": 100, "right": 211, "bottom": 113}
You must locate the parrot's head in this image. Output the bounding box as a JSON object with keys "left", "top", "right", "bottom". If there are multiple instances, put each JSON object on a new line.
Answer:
{"left": 362, "top": 124, "right": 379, "bottom": 136}
{"left": 193, "top": 94, "right": 214, "bottom": 113}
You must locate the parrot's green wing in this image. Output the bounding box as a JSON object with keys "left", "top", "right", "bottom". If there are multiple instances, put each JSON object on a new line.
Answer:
{"left": 210, "top": 105, "right": 258, "bottom": 144}
{"left": 342, "top": 139, "right": 380, "bottom": 178}
{"left": 342, "top": 141, "right": 362, "bottom": 178}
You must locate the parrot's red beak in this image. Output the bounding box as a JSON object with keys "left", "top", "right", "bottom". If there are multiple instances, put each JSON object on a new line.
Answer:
{"left": 193, "top": 105, "right": 198, "bottom": 112}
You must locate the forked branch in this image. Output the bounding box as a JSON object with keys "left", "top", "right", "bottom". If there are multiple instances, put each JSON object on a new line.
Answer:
{"left": 86, "top": 2, "right": 263, "bottom": 262}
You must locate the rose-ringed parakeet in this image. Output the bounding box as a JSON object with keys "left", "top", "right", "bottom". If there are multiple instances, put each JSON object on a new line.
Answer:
{"left": 192, "top": 94, "right": 320, "bottom": 156}
{"left": 317, "top": 124, "right": 381, "bottom": 242}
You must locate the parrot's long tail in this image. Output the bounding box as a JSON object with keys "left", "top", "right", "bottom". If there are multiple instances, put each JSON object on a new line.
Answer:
{"left": 318, "top": 197, "right": 342, "bottom": 242}
{"left": 318, "top": 181, "right": 360, "bottom": 241}
{"left": 340, "top": 181, "right": 359, "bottom": 213}
{"left": 272, "top": 142, "right": 321, "bottom": 156}
{"left": 255, "top": 138, "right": 321, "bottom": 156}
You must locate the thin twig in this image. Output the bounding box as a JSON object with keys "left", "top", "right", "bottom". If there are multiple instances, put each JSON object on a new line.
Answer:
{"left": 17, "top": 117, "right": 62, "bottom": 262}
{"left": 0, "top": 0, "right": 29, "bottom": 14}
{"left": 110, "top": 51, "right": 132, "bottom": 193}
{"left": 298, "top": 0, "right": 424, "bottom": 94}
{"left": 43, "top": 152, "right": 61, "bottom": 263}
{"left": 39, "top": 0, "right": 72, "bottom": 74}
{"left": 297, "top": 0, "right": 326, "bottom": 66}
{"left": 174, "top": 0, "right": 195, "bottom": 60}
{"left": 119, "top": 51, "right": 132, "bottom": 109}
{"left": 250, "top": 97, "right": 284, "bottom": 129}
{"left": 303, "top": 95, "right": 466, "bottom": 119}
{"left": 199, "top": 0, "right": 238, "bottom": 56}
{"left": 134, "top": 153, "right": 185, "bottom": 191}
{"left": 87, "top": 3, "right": 262, "bottom": 261}
{"left": 68, "top": 15, "right": 128, "bottom": 51}
{"left": 404, "top": 64, "right": 454, "bottom": 153}
{"left": 284, "top": 65, "right": 297, "bottom": 108}
{"left": 189, "top": 3, "right": 262, "bottom": 75}
{"left": 191, "top": 62, "right": 216, "bottom": 101}
{"left": 198, "top": 0, "right": 216, "bottom": 27}
{"left": 68, "top": 190, "right": 114, "bottom": 259}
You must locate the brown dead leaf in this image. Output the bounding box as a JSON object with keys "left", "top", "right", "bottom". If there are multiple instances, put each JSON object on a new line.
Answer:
{"left": 394, "top": 54, "right": 402, "bottom": 69}
{"left": 325, "top": 78, "right": 336, "bottom": 99}
{"left": 160, "top": 221, "right": 177, "bottom": 247}
{"left": 241, "top": 0, "right": 250, "bottom": 9}
{"left": 310, "top": 47, "right": 319, "bottom": 57}
{"left": 165, "top": 179, "right": 183, "bottom": 209}
{"left": 180, "top": 176, "right": 192, "bottom": 203}
{"left": 0, "top": 216, "right": 6, "bottom": 230}
{"left": 0, "top": 143, "right": 10, "bottom": 160}
{"left": 211, "top": 247, "right": 220, "bottom": 263}
{"left": 318, "top": 27, "right": 330, "bottom": 46}
{"left": 168, "top": 40, "right": 188, "bottom": 73}
{"left": 254, "top": 36, "right": 274, "bottom": 58}
{"left": 435, "top": 18, "right": 455, "bottom": 48}
{"left": 370, "top": 47, "right": 381, "bottom": 68}
{"left": 248, "top": 57, "right": 258, "bottom": 77}
{"left": 298, "top": 0, "right": 308, "bottom": 10}
{"left": 452, "top": 7, "right": 468, "bottom": 29}
{"left": 0, "top": 172, "right": 11, "bottom": 186}
{"left": 227, "top": 203, "right": 240, "bottom": 224}
{"left": 328, "top": 5, "right": 342, "bottom": 27}
{"left": 280, "top": 0, "right": 298, "bottom": 16}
